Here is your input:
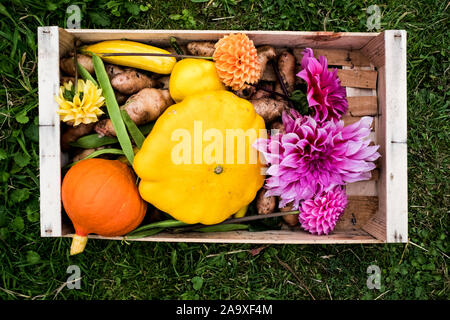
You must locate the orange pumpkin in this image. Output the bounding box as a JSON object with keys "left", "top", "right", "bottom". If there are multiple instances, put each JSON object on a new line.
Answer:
{"left": 61, "top": 159, "right": 147, "bottom": 255}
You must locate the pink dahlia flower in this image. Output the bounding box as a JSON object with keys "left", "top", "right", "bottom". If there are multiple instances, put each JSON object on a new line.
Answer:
{"left": 297, "top": 48, "right": 348, "bottom": 123}
{"left": 253, "top": 111, "right": 380, "bottom": 209}
{"left": 299, "top": 186, "right": 347, "bottom": 235}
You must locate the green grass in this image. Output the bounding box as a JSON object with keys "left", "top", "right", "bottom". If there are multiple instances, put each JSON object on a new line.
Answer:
{"left": 0, "top": 0, "right": 448, "bottom": 300}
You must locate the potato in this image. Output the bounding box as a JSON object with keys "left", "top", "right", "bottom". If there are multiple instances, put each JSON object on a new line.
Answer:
{"left": 60, "top": 54, "right": 94, "bottom": 76}
{"left": 250, "top": 98, "right": 287, "bottom": 123}
{"left": 256, "top": 189, "right": 277, "bottom": 215}
{"left": 186, "top": 42, "right": 216, "bottom": 57}
{"left": 111, "top": 69, "right": 157, "bottom": 95}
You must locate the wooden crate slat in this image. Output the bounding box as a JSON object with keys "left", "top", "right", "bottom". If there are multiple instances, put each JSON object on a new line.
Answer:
{"left": 361, "top": 32, "right": 385, "bottom": 68}
{"left": 347, "top": 96, "right": 378, "bottom": 116}
{"left": 370, "top": 168, "right": 379, "bottom": 181}
{"left": 335, "top": 196, "right": 378, "bottom": 231}
{"left": 293, "top": 48, "right": 371, "bottom": 67}
{"left": 58, "top": 27, "right": 75, "bottom": 58}
{"left": 336, "top": 69, "right": 377, "bottom": 89}
{"left": 66, "top": 229, "right": 381, "bottom": 244}
{"left": 68, "top": 29, "right": 379, "bottom": 49}
{"left": 38, "top": 26, "right": 62, "bottom": 237}
{"left": 363, "top": 31, "right": 408, "bottom": 243}
{"left": 346, "top": 180, "right": 377, "bottom": 196}
{"left": 342, "top": 115, "right": 376, "bottom": 131}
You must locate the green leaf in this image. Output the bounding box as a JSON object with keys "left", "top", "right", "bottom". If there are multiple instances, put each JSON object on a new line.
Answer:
{"left": 0, "top": 207, "right": 7, "bottom": 227}
{"left": 26, "top": 201, "right": 39, "bottom": 223}
{"left": 92, "top": 53, "right": 134, "bottom": 165}
{"left": 169, "top": 14, "right": 181, "bottom": 20}
{"left": 191, "top": 276, "right": 204, "bottom": 290}
{"left": 124, "top": 2, "right": 140, "bottom": 15}
{"left": 0, "top": 172, "right": 9, "bottom": 183}
{"left": 11, "top": 216, "right": 24, "bottom": 231}
{"left": 13, "top": 152, "right": 31, "bottom": 167}
{"left": 121, "top": 110, "right": 145, "bottom": 148}
{"left": 10, "top": 189, "right": 30, "bottom": 203}
{"left": 24, "top": 124, "right": 39, "bottom": 143}
{"left": 16, "top": 112, "right": 29, "bottom": 124}
{"left": 47, "top": 2, "right": 58, "bottom": 11}
{"left": 89, "top": 12, "right": 111, "bottom": 27}
{"left": 124, "top": 227, "right": 164, "bottom": 239}
{"left": 0, "top": 148, "right": 7, "bottom": 160}
{"left": 66, "top": 148, "right": 124, "bottom": 168}
{"left": 139, "top": 5, "right": 149, "bottom": 12}
{"left": 78, "top": 63, "right": 98, "bottom": 86}
{"left": 197, "top": 223, "right": 249, "bottom": 233}
{"left": 0, "top": 228, "right": 8, "bottom": 241}
{"left": 26, "top": 250, "right": 41, "bottom": 264}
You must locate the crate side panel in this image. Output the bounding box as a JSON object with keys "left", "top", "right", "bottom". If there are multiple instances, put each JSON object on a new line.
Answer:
{"left": 78, "top": 229, "right": 381, "bottom": 244}
{"left": 384, "top": 30, "right": 408, "bottom": 242}
{"left": 364, "top": 32, "right": 407, "bottom": 242}
{"left": 38, "top": 26, "right": 62, "bottom": 237}
{"left": 67, "top": 30, "right": 378, "bottom": 49}
{"left": 363, "top": 66, "right": 387, "bottom": 241}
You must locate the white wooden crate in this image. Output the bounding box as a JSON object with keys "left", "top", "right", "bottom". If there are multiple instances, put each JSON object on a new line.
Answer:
{"left": 38, "top": 27, "right": 407, "bottom": 244}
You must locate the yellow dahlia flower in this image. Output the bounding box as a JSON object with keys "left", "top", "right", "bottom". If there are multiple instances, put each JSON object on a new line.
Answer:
{"left": 55, "top": 79, "right": 105, "bottom": 126}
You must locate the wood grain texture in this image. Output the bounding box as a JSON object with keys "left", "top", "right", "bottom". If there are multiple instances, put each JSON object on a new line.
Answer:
{"left": 58, "top": 27, "right": 75, "bottom": 58}
{"left": 361, "top": 32, "right": 385, "bottom": 68}
{"left": 347, "top": 96, "right": 378, "bottom": 116}
{"left": 335, "top": 196, "right": 378, "bottom": 231}
{"left": 62, "top": 229, "right": 381, "bottom": 244}
{"left": 67, "top": 29, "right": 379, "bottom": 49}
{"left": 336, "top": 69, "right": 377, "bottom": 89}
{"left": 346, "top": 181, "right": 378, "bottom": 196}
{"left": 38, "top": 26, "right": 62, "bottom": 237}
{"left": 377, "top": 31, "right": 408, "bottom": 243}
{"left": 293, "top": 48, "right": 371, "bottom": 67}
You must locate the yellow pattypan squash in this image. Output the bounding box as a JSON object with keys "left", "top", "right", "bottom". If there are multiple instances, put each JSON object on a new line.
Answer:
{"left": 133, "top": 90, "right": 266, "bottom": 225}
{"left": 169, "top": 58, "right": 225, "bottom": 103}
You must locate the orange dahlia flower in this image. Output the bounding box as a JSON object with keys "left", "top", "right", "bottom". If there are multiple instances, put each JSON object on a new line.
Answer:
{"left": 213, "top": 33, "right": 261, "bottom": 90}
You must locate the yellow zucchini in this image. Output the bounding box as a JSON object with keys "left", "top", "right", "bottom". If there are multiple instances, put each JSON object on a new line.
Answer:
{"left": 81, "top": 40, "right": 176, "bottom": 74}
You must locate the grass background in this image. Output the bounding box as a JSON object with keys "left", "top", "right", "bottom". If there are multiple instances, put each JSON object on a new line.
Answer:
{"left": 0, "top": 0, "right": 448, "bottom": 300}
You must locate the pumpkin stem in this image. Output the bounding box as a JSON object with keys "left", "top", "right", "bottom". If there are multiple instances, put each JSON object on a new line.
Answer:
{"left": 70, "top": 234, "right": 88, "bottom": 255}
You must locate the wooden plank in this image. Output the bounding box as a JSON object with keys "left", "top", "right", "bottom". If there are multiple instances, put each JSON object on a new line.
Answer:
{"left": 362, "top": 215, "right": 386, "bottom": 241}
{"left": 38, "top": 26, "right": 62, "bottom": 237}
{"left": 58, "top": 27, "right": 75, "bottom": 58}
{"left": 370, "top": 168, "right": 379, "bottom": 181}
{"left": 63, "top": 229, "right": 381, "bottom": 244}
{"left": 335, "top": 196, "right": 378, "bottom": 231}
{"left": 346, "top": 180, "right": 377, "bottom": 196}
{"left": 60, "top": 196, "right": 381, "bottom": 242}
{"left": 67, "top": 29, "right": 378, "bottom": 49}
{"left": 364, "top": 32, "right": 408, "bottom": 243}
{"left": 293, "top": 48, "right": 371, "bottom": 67}
{"left": 361, "top": 32, "right": 385, "bottom": 68}
{"left": 342, "top": 115, "right": 375, "bottom": 130}
{"left": 382, "top": 30, "right": 408, "bottom": 243}
{"left": 336, "top": 69, "right": 377, "bottom": 89}
{"left": 347, "top": 96, "right": 378, "bottom": 116}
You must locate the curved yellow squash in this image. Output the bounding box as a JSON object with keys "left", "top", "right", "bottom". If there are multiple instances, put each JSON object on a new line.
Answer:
{"left": 133, "top": 90, "right": 266, "bottom": 225}
{"left": 81, "top": 40, "right": 176, "bottom": 74}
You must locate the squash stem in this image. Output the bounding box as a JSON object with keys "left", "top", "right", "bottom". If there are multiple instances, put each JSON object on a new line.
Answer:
{"left": 70, "top": 234, "right": 88, "bottom": 255}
